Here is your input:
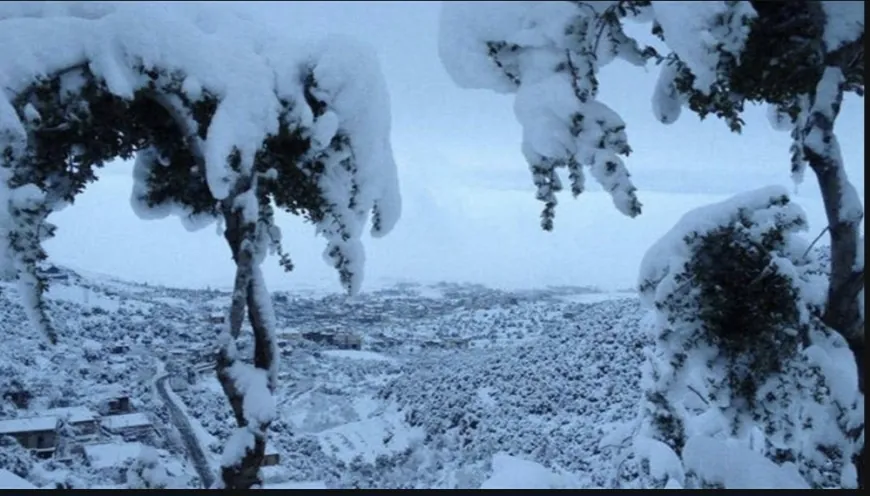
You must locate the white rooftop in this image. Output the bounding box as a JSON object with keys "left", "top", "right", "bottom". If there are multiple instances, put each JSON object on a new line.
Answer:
{"left": 42, "top": 406, "right": 98, "bottom": 424}
{"left": 0, "top": 469, "right": 37, "bottom": 490}
{"left": 101, "top": 413, "right": 152, "bottom": 431}
{"left": 0, "top": 416, "right": 57, "bottom": 434}
{"left": 266, "top": 442, "right": 280, "bottom": 456}
{"left": 0, "top": 406, "right": 98, "bottom": 434}
{"left": 83, "top": 442, "right": 145, "bottom": 470}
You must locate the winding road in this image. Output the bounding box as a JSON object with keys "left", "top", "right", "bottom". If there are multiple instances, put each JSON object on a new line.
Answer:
{"left": 155, "top": 374, "right": 216, "bottom": 489}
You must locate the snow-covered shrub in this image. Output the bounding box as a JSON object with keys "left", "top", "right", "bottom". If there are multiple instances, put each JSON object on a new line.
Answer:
{"left": 480, "top": 453, "right": 581, "bottom": 489}
{"left": 379, "top": 299, "right": 647, "bottom": 488}
{"left": 0, "top": 368, "right": 30, "bottom": 413}
{"left": 634, "top": 186, "right": 863, "bottom": 489}
{"left": 125, "top": 446, "right": 176, "bottom": 489}
{"left": 0, "top": 435, "right": 34, "bottom": 478}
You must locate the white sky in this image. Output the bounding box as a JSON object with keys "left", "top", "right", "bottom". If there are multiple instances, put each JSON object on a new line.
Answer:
{"left": 45, "top": 1, "right": 865, "bottom": 293}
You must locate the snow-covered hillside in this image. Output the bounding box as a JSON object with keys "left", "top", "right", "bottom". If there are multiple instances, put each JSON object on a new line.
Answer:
{"left": 1, "top": 266, "right": 649, "bottom": 489}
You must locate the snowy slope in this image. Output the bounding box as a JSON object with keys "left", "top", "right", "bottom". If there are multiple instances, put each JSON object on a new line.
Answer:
{"left": 0, "top": 266, "right": 848, "bottom": 489}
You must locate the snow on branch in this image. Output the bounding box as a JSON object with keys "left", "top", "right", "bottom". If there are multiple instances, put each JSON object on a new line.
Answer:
{"left": 0, "top": 2, "right": 402, "bottom": 341}
{"left": 439, "top": 1, "right": 647, "bottom": 230}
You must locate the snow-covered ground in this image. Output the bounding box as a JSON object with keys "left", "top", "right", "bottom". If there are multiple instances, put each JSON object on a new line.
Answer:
{"left": 1, "top": 269, "right": 658, "bottom": 489}
{"left": 321, "top": 350, "right": 395, "bottom": 363}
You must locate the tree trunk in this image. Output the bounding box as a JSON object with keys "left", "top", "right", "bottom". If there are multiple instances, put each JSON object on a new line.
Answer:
{"left": 214, "top": 190, "right": 274, "bottom": 490}
{"left": 809, "top": 157, "right": 865, "bottom": 489}
{"left": 803, "top": 73, "right": 865, "bottom": 489}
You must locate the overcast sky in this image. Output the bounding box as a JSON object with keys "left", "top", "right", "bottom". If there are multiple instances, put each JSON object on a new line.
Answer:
{"left": 48, "top": 1, "right": 865, "bottom": 292}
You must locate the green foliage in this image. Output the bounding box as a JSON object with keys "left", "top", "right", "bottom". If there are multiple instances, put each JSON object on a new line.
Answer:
{"left": 6, "top": 64, "right": 346, "bottom": 281}
{"left": 683, "top": 221, "right": 803, "bottom": 402}
{"left": 665, "top": 1, "right": 863, "bottom": 133}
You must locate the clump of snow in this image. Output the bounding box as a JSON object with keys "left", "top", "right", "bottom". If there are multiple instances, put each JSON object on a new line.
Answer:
{"left": 125, "top": 445, "right": 179, "bottom": 489}
{"left": 765, "top": 104, "right": 796, "bottom": 132}
{"left": 438, "top": 1, "right": 644, "bottom": 224}
{"left": 651, "top": 2, "right": 756, "bottom": 95}
{"left": 682, "top": 435, "right": 809, "bottom": 489}
{"left": 480, "top": 453, "right": 580, "bottom": 489}
{"left": 632, "top": 437, "right": 684, "bottom": 487}
{"left": 227, "top": 362, "right": 276, "bottom": 427}
{"left": 821, "top": 1, "right": 864, "bottom": 52}
{"left": 437, "top": 1, "right": 536, "bottom": 92}
{"left": 638, "top": 185, "right": 807, "bottom": 308}
{"left": 651, "top": 61, "right": 685, "bottom": 125}
{"left": 250, "top": 267, "right": 279, "bottom": 387}
{"left": 221, "top": 427, "right": 256, "bottom": 468}
{"left": 0, "top": 468, "right": 37, "bottom": 490}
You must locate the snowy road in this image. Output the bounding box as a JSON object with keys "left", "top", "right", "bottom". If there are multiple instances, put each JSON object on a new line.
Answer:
{"left": 155, "top": 374, "right": 216, "bottom": 489}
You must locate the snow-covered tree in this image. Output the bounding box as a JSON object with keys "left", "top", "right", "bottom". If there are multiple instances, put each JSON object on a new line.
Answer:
{"left": 0, "top": 3, "right": 401, "bottom": 489}
{"left": 634, "top": 187, "right": 862, "bottom": 488}
{"left": 439, "top": 1, "right": 863, "bottom": 487}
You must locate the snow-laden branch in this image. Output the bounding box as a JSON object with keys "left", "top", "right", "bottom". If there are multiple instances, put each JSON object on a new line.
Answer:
{"left": 0, "top": 2, "right": 403, "bottom": 344}
{"left": 439, "top": 1, "right": 646, "bottom": 229}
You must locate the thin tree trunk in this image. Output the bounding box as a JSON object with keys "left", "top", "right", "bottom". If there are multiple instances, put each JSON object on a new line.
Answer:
{"left": 214, "top": 190, "right": 273, "bottom": 490}
{"left": 803, "top": 72, "right": 865, "bottom": 489}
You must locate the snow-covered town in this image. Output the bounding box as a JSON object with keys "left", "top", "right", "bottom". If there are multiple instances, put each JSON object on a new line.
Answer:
{"left": 0, "top": 0, "right": 865, "bottom": 490}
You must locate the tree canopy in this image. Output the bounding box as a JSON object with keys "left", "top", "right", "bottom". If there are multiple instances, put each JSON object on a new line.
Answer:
{"left": 0, "top": 2, "right": 402, "bottom": 489}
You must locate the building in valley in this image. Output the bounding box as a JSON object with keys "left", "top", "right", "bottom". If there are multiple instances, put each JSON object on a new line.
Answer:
{"left": 0, "top": 406, "right": 99, "bottom": 458}
{"left": 100, "top": 413, "right": 154, "bottom": 442}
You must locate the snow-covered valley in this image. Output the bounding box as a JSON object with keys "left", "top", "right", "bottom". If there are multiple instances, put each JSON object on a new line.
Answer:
{"left": 0, "top": 267, "right": 645, "bottom": 489}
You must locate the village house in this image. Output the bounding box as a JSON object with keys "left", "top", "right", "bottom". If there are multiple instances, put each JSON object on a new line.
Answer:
{"left": 44, "top": 407, "right": 100, "bottom": 441}
{"left": 0, "top": 406, "right": 99, "bottom": 457}
{"left": 209, "top": 312, "right": 225, "bottom": 325}
{"left": 100, "top": 413, "right": 154, "bottom": 442}
{"left": 263, "top": 443, "right": 281, "bottom": 467}
{"left": 277, "top": 331, "right": 303, "bottom": 344}
{"left": 92, "top": 384, "right": 133, "bottom": 416}
{"left": 301, "top": 331, "right": 333, "bottom": 346}
{"left": 443, "top": 337, "right": 470, "bottom": 349}
{"left": 188, "top": 361, "right": 215, "bottom": 384}
{"left": 0, "top": 416, "right": 59, "bottom": 458}
{"left": 300, "top": 330, "right": 362, "bottom": 350}
{"left": 168, "top": 374, "right": 190, "bottom": 391}
{"left": 332, "top": 332, "right": 362, "bottom": 350}
{"left": 169, "top": 348, "right": 187, "bottom": 360}
{"left": 105, "top": 396, "right": 133, "bottom": 416}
